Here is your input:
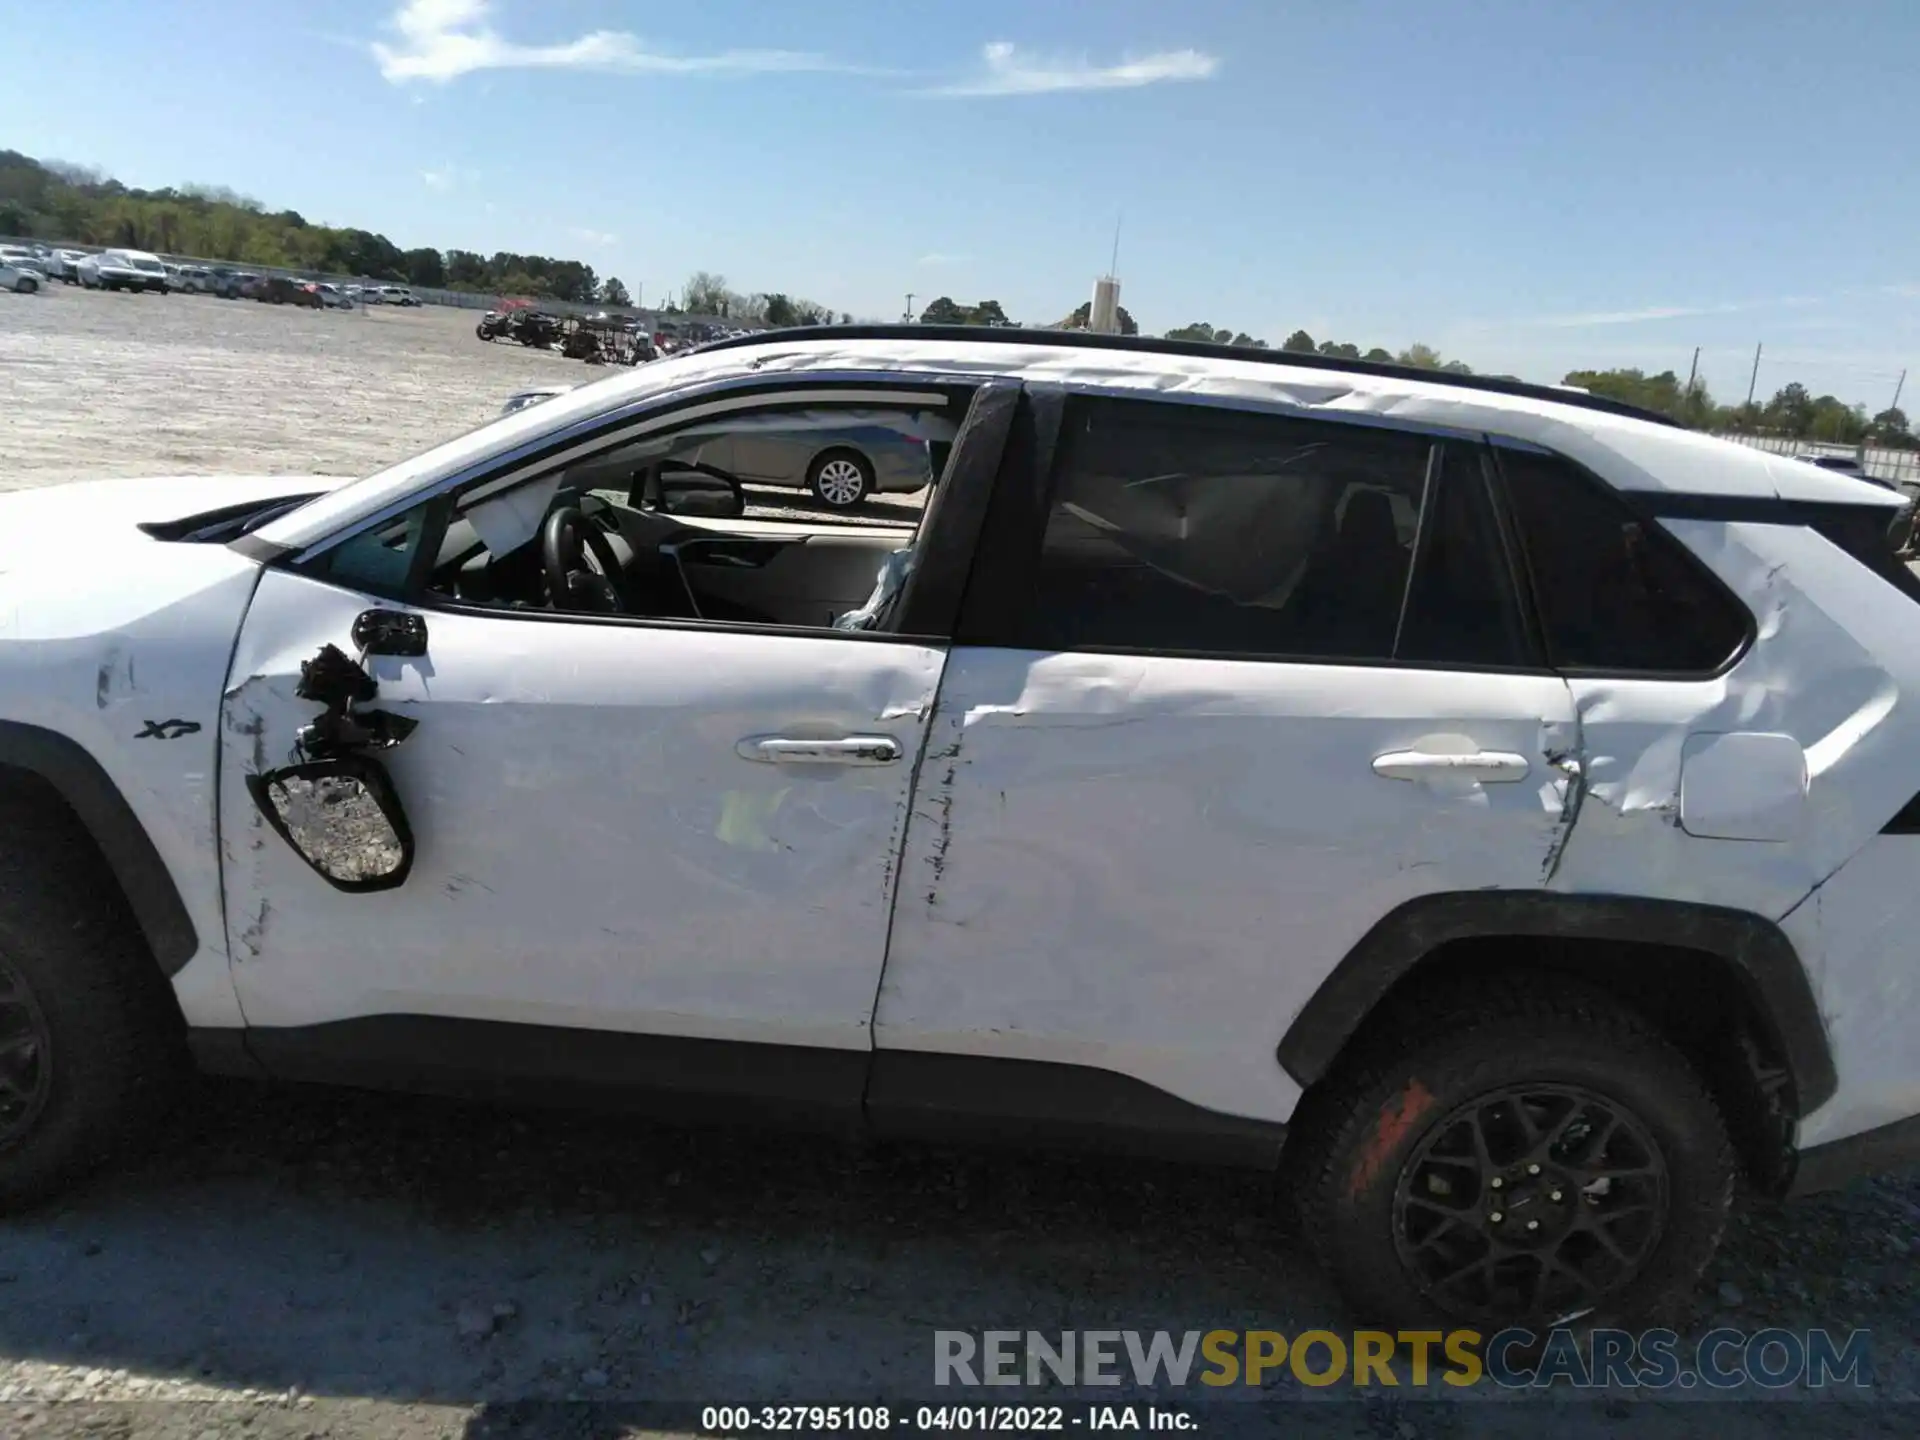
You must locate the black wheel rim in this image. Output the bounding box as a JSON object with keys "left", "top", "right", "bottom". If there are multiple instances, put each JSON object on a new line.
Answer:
{"left": 0, "top": 956, "right": 52, "bottom": 1149}
{"left": 1391, "top": 1084, "right": 1669, "bottom": 1324}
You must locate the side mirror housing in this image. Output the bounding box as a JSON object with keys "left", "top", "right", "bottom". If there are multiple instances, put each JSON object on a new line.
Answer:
{"left": 638, "top": 461, "right": 746, "bottom": 519}
{"left": 246, "top": 754, "right": 415, "bottom": 892}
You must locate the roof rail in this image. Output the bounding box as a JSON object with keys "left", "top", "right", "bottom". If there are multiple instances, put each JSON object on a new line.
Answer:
{"left": 690, "top": 324, "right": 1682, "bottom": 429}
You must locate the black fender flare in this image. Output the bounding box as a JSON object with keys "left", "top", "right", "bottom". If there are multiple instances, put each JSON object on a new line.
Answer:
{"left": 1276, "top": 891, "right": 1836, "bottom": 1116}
{"left": 0, "top": 721, "right": 199, "bottom": 976}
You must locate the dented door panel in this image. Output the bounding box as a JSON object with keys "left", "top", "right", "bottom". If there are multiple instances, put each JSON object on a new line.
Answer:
{"left": 219, "top": 567, "right": 943, "bottom": 1050}
{"left": 872, "top": 648, "right": 1577, "bottom": 1124}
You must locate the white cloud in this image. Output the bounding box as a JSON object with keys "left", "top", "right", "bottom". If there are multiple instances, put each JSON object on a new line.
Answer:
{"left": 1459, "top": 294, "right": 1829, "bottom": 333}
{"left": 570, "top": 227, "right": 618, "bottom": 248}
{"left": 916, "top": 252, "right": 970, "bottom": 267}
{"left": 927, "top": 41, "right": 1218, "bottom": 97}
{"left": 420, "top": 164, "right": 462, "bottom": 190}
{"left": 373, "top": 0, "right": 844, "bottom": 83}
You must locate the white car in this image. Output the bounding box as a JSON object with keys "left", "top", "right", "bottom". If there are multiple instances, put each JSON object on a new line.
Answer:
{"left": 313, "top": 282, "right": 354, "bottom": 309}
{"left": 0, "top": 259, "right": 43, "bottom": 293}
{"left": 2, "top": 327, "right": 1918, "bottom": 1332}
{"left": 77, "top": 248, "right": 170, "bottom": 293}
{"left": 0, "top": 246, "right": 48, "bottom": 287}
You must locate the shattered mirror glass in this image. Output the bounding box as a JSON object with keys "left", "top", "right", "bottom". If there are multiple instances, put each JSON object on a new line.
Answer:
{"left": 253, "top": 762, "right": 413, "bottom": 890}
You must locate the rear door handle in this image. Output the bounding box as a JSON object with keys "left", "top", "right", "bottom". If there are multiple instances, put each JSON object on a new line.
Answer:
{"left": 1373, "top": 750, "right": 1532, "bottom": 783}
{"left": 737, "top": 735, "right": 902, "bottom": 766}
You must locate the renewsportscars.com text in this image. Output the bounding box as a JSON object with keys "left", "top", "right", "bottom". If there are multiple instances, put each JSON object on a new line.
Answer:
{"left": 934, "top": 1328, "right": 1872, "bottom": 1390}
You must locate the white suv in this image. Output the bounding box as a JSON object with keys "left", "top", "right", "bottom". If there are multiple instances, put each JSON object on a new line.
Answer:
{"left": 0, "top": 327, "right": 1915, "bottom": 1331}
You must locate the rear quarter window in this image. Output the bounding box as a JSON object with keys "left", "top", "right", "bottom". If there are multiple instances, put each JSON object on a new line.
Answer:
{"left": 1494, "top": 447, "right": 1751, "bottom": 675}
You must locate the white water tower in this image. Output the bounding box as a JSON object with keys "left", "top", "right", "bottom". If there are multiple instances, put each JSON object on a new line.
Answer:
{"left": 1089, "top": 274, "right": 1122, "bottom": 335}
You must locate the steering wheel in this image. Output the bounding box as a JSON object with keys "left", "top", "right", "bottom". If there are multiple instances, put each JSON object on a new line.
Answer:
{"left": 541, "top": 506, "right": 629, "bottom": 613}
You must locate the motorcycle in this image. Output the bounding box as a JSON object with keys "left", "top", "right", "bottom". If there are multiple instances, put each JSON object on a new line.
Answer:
{"left": 476, "top": 311, "right": 508, "bottom": 342}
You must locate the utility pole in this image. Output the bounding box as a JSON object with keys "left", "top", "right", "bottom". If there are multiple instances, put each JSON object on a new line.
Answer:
{"left": 1745, "top": 342, "right": 1763, "bottom": 408}
{"left": 1685, "top": 347, "right": 1699, "bottom": 395}
{"left": 904, "top": 292, "right": 915, "bottom": 323}
{"left": 1892, "top": 369, "right": 1907, "bottom": 413}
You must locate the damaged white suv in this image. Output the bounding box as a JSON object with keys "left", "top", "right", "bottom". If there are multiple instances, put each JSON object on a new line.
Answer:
{"left": 3, "top": 327, "right": 1918, "bottom": 1330}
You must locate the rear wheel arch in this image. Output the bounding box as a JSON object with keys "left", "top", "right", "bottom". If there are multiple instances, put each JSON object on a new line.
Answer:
{"left": 0, "top": 723, "right": 198, "bottom": 978}
{"left": 1279, "top": 891, "right": 1834, "bottom": 1189}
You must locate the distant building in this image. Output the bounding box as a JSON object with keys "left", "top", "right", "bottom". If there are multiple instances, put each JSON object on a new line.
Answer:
{"left": 1088, "top": 275, "right": 1122, "bottom": 335}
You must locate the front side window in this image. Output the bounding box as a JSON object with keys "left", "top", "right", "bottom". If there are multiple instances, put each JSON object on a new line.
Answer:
{"left": 299, "top": 393, "right": 974, "bottom": 635}
{"left": 1495, "top": 448, "right": 1750, "bottom": 674}
{"left": 1013, "top": 397, "right": 1526, "bottom": 666}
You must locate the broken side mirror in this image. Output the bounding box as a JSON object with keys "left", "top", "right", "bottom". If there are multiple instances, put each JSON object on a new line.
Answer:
{"left": 246, "top": 754, "right": 415, "bottom": 892}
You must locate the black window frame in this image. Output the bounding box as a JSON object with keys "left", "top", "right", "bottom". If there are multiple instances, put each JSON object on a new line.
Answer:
{"left": 955, "top": 389, "right": 1553, "bottom": 674}
{"left": 1483, "top": 438, "right": 1759, "bottom": 682}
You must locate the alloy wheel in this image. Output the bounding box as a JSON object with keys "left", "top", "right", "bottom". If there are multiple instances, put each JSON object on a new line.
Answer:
{"left": 1391, "top": 1083, "right": 1669, "bottom": 1324}
{"left": 814, "top": 458, "right": 867, "bottom": 507}
{"left": 0, "top": 956, "right": 52, "bottom": 1149}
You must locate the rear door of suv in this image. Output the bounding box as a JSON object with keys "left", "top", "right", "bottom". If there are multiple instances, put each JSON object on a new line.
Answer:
{"left": 869, "top": 390, "right": 1578, "bottom": 1129}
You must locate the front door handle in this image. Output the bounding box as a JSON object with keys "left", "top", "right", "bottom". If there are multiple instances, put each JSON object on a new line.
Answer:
{"left": 737, "top": 735, "right": 902, "bottom": 766}
{"left": 1372, "top": 749, "right": 1532, "bottom": 783}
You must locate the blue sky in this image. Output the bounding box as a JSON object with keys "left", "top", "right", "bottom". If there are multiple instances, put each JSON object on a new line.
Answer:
{"left": 5, "top": 0, "right": 1917, "bottom": 409}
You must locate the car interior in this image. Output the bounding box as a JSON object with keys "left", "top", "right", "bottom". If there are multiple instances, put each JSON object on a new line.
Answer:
{"left": 309, "top": 396, "right": 973, "bottom": 634}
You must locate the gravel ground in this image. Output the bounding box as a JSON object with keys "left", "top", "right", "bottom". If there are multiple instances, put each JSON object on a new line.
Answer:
{"left": 1, "top": 282, "right": 1917, "bottom": 1439}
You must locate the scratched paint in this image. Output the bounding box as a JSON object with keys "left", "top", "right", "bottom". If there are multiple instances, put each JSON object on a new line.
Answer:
{"left": 875, "top": 648, "right": 1578, "bottom": 1125}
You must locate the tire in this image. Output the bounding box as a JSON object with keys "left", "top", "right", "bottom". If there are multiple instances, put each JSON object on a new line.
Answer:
{"left": 0, "top": 775, "right": 184, "bottom": 1209}
{"left": 807, "top": 448, "right": 873, "bottom": 509}
{"left": 1288, "top": 975, "right": 1734, "bottom": 1332}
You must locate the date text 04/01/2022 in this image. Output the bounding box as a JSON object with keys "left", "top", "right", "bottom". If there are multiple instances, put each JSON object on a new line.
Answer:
{"left": 699, "top": 1404, "right": 1196, "bottom": 1432}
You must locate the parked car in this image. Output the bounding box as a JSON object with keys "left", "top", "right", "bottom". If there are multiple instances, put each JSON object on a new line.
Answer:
{"left": 76, "top": 248, "right": 170, "bottom": 292}
{"left": 248, "top": 275, "right": 322, "bottom": 308}
{"left": 0, "top": 247, "right": 48, "bottom": 289}
{"left": 44, "top": 249, "right": 86, "bottom": 283}
{"left": 497, "top": 381, "right": 927, "bottom": 507}
{"left": 313, "top": 283, "right": 354, "bottom": 310}
{"left": 4, "top": 327, "right": 1920, "bottom": 1334}
{"left": 375, "top": 285, "right": 419, "bottom": 306}
{"left": 172, "top": 267, "right": 217, "bottom": 294}
{"left": 217, "top": 270, "right": 257, "bottom": 299}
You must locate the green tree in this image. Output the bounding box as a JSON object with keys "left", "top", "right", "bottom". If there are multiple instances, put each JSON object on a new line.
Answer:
{"left": 599, "top": 276, "right": 632, "bottom": 306}
{"left": 764, "top": 293, "right": 800, "bottom": 327}
{"left": 1871, "top": 407, "right": 1911, "bottom": 444}
{"left": 683, "top": 271, "right": 730, "bottom": 314}
{"left": 1281, "top": 329, "right": 1316, "bottom": 353}
{"left": 1764, "top": 382, "right": 1816, "bottom": 437}
{"left": 402, "top": 247, "right": 445, "bottom": 288}
{"left": 1317, "top": 341, "right": 1362, "bottom": 360}
{"left": 919, "top": 296, "right": 967, "bottom": 324}
{"left": 1397, "top": 343, "right": 1444, "bottom": 369}
{"left": 1363, "top": 347, "right": 1393, "bottom": 363}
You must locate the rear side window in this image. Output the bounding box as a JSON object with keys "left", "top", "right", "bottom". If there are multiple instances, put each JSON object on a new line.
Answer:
{"left": 1006, "top": 397, "right": 1528, "bottom": 666}
{"left": 1496, "top": 448, "right": 1749, "bottom": 674}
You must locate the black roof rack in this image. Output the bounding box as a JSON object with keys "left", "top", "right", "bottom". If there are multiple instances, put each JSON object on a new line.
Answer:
{"left": 689, "top": 324, "right": 1681, "bottom": 429}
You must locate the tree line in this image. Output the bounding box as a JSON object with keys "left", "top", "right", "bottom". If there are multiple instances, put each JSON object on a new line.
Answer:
{"left": 925, "top": 294, "right": 1911, "bottom": 447}
{"left": 0, "top": 150, "right": 605, "bottom": 302}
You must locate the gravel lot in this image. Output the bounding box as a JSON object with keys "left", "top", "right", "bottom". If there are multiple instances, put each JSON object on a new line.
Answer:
{"left": 0, "top": 284, "right": 1916, "bottom": 1439}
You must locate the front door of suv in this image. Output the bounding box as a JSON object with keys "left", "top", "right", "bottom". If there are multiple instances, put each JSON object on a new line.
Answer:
{"left": 872, "top": 393, "right": 1579, "bottom": 1126}
{"left": 215, "top": 381, "right": 1018, "bottom": 1116}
